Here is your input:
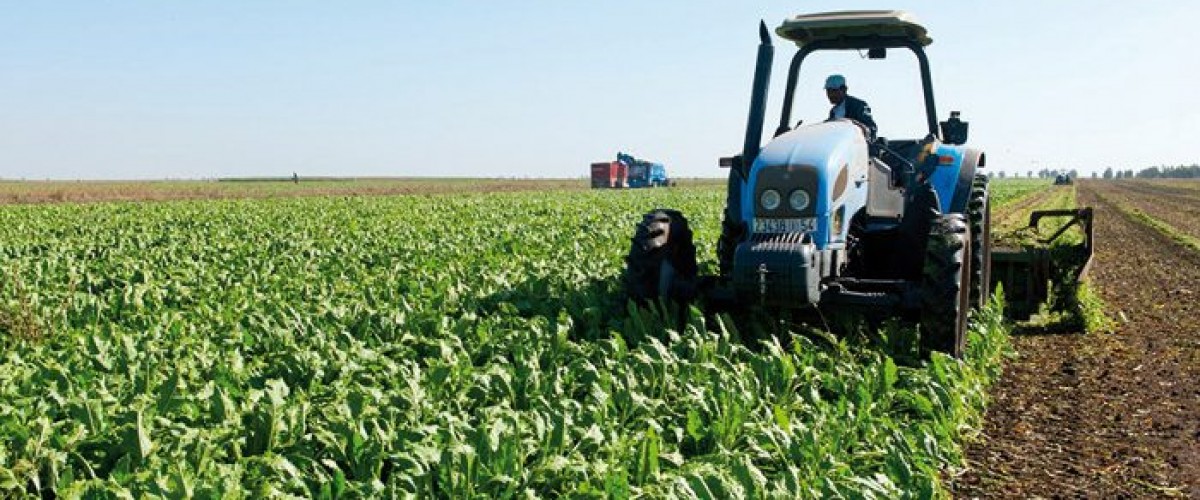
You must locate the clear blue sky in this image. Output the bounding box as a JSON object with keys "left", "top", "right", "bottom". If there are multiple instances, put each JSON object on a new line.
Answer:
{"left": 2, "top": 1, "right": 1196, "bottom": 180}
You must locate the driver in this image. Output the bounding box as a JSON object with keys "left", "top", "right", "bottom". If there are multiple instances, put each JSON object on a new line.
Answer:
{"left": 824, "top": 74, "right": 877, "bottom": 141}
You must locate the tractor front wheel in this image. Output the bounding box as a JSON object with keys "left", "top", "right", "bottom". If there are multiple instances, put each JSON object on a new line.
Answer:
{"left": 623, "top": 209, "right": 699, "bottom": 304}
{"left": 920, "top": 214, "right": 972, "bottom": 358}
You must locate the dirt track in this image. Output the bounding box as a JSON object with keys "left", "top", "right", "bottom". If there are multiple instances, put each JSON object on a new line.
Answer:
{"left": 952, "top": 180, "right": 1200, "bottom": 498}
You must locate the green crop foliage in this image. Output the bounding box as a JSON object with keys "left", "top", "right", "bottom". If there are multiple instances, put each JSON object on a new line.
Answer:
{"left": 988, "top": 178, "right": 1049, "bottom": 209}
{"left": 0, "top": 187, "right": 1011, "bottom": 498}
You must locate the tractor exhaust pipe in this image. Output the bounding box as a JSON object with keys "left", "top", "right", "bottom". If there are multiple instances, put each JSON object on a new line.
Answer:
{"left": 718, "top": 21, "right": 774, "bottom": 276}
{"left": 740, "top": 20, "right": 774, "bottom": 177}
{"left": 727, "top": 21, "right": 774, "bottom": 227}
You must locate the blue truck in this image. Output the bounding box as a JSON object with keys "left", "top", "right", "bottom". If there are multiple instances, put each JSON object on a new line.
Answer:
{"left": 617, "top": 152, "right": 672, "bottom": 188}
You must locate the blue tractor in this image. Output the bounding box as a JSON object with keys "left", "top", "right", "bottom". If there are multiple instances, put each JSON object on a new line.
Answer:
{"left": 624, "top": 11, "right": 995, "bottom": 357}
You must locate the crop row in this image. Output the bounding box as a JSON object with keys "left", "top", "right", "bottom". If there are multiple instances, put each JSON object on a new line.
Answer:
{"left": 986, "top": 178, "right": 1052, "bottom": 209}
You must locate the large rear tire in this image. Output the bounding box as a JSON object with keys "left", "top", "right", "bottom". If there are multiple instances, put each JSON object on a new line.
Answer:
{"left": 967, "top": 174, "right": 992, "bottom": 310}
{"left": 624, "top": 210, "right": 699, "bottom": 304}
{"left": 920, "top": 214, "right": 972, "bottom": 358}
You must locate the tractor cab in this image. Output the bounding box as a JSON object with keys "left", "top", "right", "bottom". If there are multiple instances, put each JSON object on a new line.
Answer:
{"left": 773, "top": 12, "right": 968, "bottom": 147}
{"left": 772, "top": 11, "right": 940, "bottom": 141}
{"left": 766, "top": 10, "right": 981, "bottom": 216}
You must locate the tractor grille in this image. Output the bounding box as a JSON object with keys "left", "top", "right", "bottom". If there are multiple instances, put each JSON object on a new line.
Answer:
{"left": 750, "top": 232, "right": 811, "bottom": 250}
{"left": 733, "top": 231, "right": 818, "bottom": 306}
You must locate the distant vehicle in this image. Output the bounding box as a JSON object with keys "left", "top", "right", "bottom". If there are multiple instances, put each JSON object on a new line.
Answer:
{"left": 1054, "top": 173, "right": 1073, "bottom": 185}
{"left": 591, "top": 160, "right": 628, "bottom": 188}
{"left": 591, "top": 153, "right": 672, "bottom": 189}
{"left": 618, "top": 152, "right": 673, "bottom": 188}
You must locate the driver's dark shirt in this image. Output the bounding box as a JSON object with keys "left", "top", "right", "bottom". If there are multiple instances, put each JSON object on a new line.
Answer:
{"left": 827, "top": 95, "right": 877, "bottom": 140}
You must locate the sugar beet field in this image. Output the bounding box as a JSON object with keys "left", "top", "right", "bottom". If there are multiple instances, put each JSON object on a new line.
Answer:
{"left": 1, "top": 179, "right": 1197, "bottom": 497}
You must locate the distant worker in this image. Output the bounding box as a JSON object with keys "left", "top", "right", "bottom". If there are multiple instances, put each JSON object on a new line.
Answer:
{"left": 824, "top": 74, "right": 877, "bottom": 141}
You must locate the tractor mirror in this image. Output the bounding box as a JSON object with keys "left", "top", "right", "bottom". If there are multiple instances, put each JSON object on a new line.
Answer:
{"left": 868, "top": 47, "right": 886, "bottom": 59}
{"left": 719, "top": 155, "right": 742, "bottom": 169}
{"left": 940, "top": 111, "right": 969, "bottom": 145}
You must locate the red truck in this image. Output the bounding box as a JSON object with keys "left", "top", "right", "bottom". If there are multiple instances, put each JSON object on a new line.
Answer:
{"left": 591, "top": 161, "right": 628, "bottom": 188}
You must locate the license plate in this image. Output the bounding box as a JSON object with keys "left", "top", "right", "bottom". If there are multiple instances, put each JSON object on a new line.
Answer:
{"left": 753, "top": 217, "right": 816, "bottom": 234}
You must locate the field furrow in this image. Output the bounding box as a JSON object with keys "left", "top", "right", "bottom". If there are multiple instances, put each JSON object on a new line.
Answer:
{"left": 954, "top": 180, "right": 1200, "bottom": 498}
{"left": 1128, "top": 179, "right": 1200, "bottom": 197}
{"left": 1085, "top": 180, "right": 1200, "bottom": 243}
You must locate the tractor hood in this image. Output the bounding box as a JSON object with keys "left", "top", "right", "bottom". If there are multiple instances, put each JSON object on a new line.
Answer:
{"left": 740, "top": 120, "right": 871, "bottom": 249}
{"left": 755, "top": 120, "right": 868, "bottom": 169}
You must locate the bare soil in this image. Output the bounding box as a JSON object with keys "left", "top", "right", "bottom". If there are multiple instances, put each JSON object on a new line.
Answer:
{"left": 951, "top": 179, "right": 1200, "bottom": 498}
{"left": 1139, "top": 179, "right": 1200, "bottom": 196}
{"left": 1087, "top": 180, "right": 1200, "bottom": 242}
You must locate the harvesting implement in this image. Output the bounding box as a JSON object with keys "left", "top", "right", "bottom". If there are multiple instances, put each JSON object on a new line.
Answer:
{"left": 990, "top": 208, "right": 1094, "bottom": 320}
{"left": 623, "top": 11, "right": 1092, "bottom": 357}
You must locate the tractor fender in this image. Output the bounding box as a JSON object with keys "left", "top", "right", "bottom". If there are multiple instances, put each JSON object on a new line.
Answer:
{"left": 929, "top": 145, "right": 984, "bottom": 214}
{"left": 949, "top": 148, "right": 985, "bottom": 214}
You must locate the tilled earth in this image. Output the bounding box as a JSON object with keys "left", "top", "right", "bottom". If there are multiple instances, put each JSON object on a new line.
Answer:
{"left": 951, "top": 180, "right": 1199, "bottom": 498}
{"left": 1086, "top": 180, "right": 1200, "bottom": 241}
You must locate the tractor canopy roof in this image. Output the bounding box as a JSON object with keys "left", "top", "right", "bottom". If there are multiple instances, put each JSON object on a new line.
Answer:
{"left": 776, "top": 10, "right": 931, "bottom": 48}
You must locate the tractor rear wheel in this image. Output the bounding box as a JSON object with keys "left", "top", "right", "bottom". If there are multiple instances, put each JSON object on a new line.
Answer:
{"left": 623, "top": 209, "right": 699, "bottom": 304}
{"left": 967, "top": 174, "right": 992, "bottom": 309}
{"left": 920, "top": 214, "right": 972, "bottom": 358}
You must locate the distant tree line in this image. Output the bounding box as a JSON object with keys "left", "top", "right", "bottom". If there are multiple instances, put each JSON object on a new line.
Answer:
{"left": 994, "top": 164, "right": 1199, "bottom": 179}
{"left": 1095, "top": 165, "right": 1199, "bottom": 179}
{"left": 1132, "top": 164, "right": 1200, "bottom": 179}
{"left": 1101, "top": 167, "right": 1137, "bottom": 179}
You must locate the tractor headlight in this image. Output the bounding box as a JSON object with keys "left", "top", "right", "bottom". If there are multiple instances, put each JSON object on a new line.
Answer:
{"left": 760, "top": 189, "right": 781, "bottom": 210}
{"left": 788, "top": 189, "right": 811, "bottom": 211}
